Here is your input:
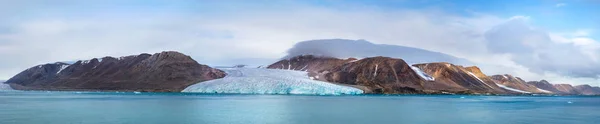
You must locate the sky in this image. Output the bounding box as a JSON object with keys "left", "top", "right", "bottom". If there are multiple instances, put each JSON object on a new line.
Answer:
{"left": 0, "top": 0, "right": 599, "bottom": 86}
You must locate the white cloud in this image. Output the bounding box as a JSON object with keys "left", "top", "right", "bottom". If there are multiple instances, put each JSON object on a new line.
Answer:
{"left": 556, "top": 3, "right": 567, "bottom": 7}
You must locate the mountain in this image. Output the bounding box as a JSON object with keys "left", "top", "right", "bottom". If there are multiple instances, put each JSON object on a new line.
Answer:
{"left": 573, "top": 85, "right": 600, "bottom": 95}
{"left": 269, "top": 55, "right": 427, "bottom": 94}
{"left": 268, "top": 55, "right": 515, "bottom": 94}
{"left": 412, "top": 63, "right": 507, "bottom": 94}
{"left": 284, "top": 39, "right": 473, "bottom": 65}
{"left": 490, "top": 74, "right": 547, "bottom": 94}
{"left": 5, "top": 51, "right": 226, "bottom": 92}
{"left": 553, "top": 84, "right": 580, "bottom": 95}
{"left": 527, "top": 80, "right": 563, "bottom": 94}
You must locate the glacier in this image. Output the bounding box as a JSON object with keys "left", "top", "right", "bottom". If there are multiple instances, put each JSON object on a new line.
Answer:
{"left": 496, "top": 83, "right": 530, "bottom": 93}
{"left": 0, "top": 82, "right": 14, "bottom": 91}
{"left": 182, "top": 68, "right": 363, "bottom": 95}
{"left": 410, "top": 66, "right": 435, "bottom": 81}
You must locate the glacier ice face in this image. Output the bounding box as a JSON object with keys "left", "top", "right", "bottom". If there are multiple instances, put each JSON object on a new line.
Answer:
{"left": 410, "top": 66, "right": 435, "bottom": 81}
{"left": 0, "top": 82, "right": 14, "bottom": 91}
{"left": 496, "top": 83, "right": 530, "bottom": 93}
{"left": 183, "top": 68, "right": 363, "bottom": 95}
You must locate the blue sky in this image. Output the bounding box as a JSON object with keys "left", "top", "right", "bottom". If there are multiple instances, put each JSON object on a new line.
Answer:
{"left": 0, "top": 0, "right": 599, "bottom": 86}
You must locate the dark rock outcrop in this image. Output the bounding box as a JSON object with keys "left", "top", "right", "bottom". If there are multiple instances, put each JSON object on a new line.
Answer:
{"left": 490, "top": 74, "right": 545, "bottom": 93}
{"left": 553, "top": 84, "right": 579, "bottom": 95}
{"left": 5, "top": 51, "right": 225, "bottom": 92}
{"left": 573, "top": 85, "right": 600, "bottom": 95}
{"left": 413, "top": 63, "right": 506, "bottom": 94}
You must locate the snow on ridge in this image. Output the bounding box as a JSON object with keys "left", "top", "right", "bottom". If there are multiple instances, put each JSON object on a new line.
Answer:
{"left": 467, "top": 72, "right": 495, "bottom": 89}
{"left": 56, "top": 64, "right": 70, "bottom": 74}
{"left": 467, "top": 72, "right": 484, "bottom": 83}
{"left": 410, "top": 66, "right": 435, "bottom": 81}
{"left": 496, "top": 83, "right": 530, "bottom": 93}
{"left": 536, "top": 88, "right": 552, "bottom": 93}
{"left": 183, "top": 68, "right": 363, "bottom": 95}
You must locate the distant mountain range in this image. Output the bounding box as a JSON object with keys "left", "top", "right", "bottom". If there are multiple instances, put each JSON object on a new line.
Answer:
{"left": 3, "top": 39, "right": 599, "bottom": 95}
{"left": 268, "top": 55, "right": 600, "bottom": 95}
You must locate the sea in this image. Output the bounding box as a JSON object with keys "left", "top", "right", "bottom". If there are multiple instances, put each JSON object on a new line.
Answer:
{"left": 0, "top": 91, "right": 598, "bottom": 124}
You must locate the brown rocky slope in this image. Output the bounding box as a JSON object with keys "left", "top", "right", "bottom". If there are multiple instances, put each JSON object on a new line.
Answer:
{"left": 269, "top": 55, "right": 427, "bottom": 94}
{"left": 574, "top": 85, "right": 600, "bottom": 95}
{"left": 5, "top": 51, "right": 225, "bottom": 92}
{"left": 269, "top": 55, "right": 512, "bottom": 94}
{"left": 526, "top": 80, "right": 564, "bottom": 94}
{"left": 412, "top": 63, "right": 507, "bottom": 94}
{"left": 553, "top": 84, "right": 580, "bottom": 95}
{"left": 490, "top": 74, "right": 547, "bottom": 93}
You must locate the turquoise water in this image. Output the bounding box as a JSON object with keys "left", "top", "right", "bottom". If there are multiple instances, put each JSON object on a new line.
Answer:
{"left": 1, "top": 91, "right": 599, "bottom": 124}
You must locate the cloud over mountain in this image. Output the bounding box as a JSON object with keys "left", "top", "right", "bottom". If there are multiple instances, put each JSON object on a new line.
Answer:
{"left": 484, "top": 17, "right": 600, "bottom": 78}
{"left": 284, "top": 39, "right": 472, "bottom": 65}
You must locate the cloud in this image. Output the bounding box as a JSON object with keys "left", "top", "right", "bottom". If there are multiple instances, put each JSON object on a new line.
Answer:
{"left": 484, "top": 17, "right": 600, "bottom": 78}
{"left": 556, "top": 3, "right": 567, "bottom": 7}
{"left": 283, "top": 39, "right": 473, "bottom": 65}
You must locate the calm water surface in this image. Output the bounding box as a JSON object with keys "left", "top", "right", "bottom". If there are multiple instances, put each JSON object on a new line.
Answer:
{"left": 0, "top": 91, "right": 599, "bottom": 124}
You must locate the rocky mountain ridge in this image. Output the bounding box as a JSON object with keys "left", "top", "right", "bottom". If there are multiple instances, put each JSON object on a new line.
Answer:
{"left": 269, "top": 55, "right": 600, "bottom": 95}
{"left": 5, "top": 51, "right": 225, "bottom": 92}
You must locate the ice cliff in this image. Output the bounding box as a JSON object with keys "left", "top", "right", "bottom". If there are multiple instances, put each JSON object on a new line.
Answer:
{"left": 182, "top": 68, "right": 364, "bottom": 95}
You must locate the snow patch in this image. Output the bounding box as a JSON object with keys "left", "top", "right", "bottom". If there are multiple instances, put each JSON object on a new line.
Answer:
{"left": 467, "top": 72, "right": 484, "bottom": 83}
{"left": 410, "top": 66, "right": 435, "bottom": 81}
{"left": 496, "top": 83, "right": 531, "bottom": 93}
{"left": 466, "top": 72, "right": 495, "bottom": 89}
{"left": 183, "top": 68, "right": 363, "bottom": 95}
{"left": 57, "top": 64, "right": 70, "bottom": 74}
{"left": 374, "top": 64, "right": 379, "bottom": 77}
{"left": 536, "top": 88, "right": 552, "bottom": 93}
